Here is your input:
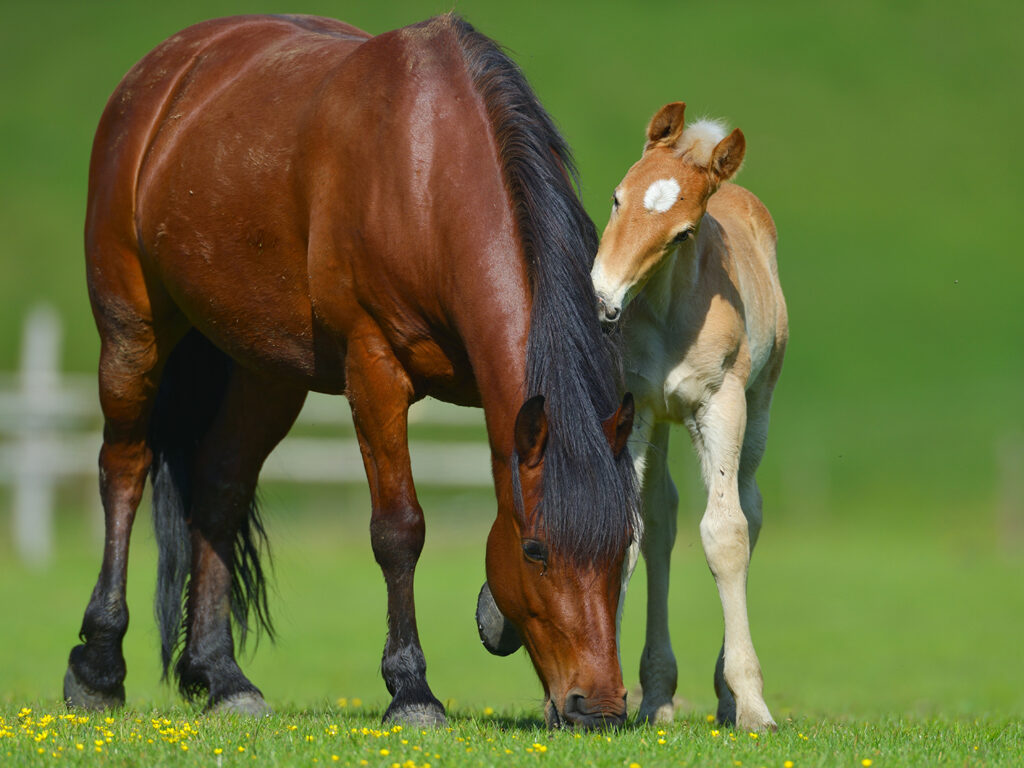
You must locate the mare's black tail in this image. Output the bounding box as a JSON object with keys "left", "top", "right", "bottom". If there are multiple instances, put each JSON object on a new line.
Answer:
{"left": 148, "top": 329, "right": 273, "bottom": 690}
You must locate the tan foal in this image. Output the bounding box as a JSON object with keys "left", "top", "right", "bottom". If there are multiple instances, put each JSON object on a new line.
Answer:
{"left": 592, "top": 102, "right": 787, "bottom": 731}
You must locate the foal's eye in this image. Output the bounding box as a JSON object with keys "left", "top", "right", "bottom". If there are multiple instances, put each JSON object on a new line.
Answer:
{"left": 612, "top": 193, "right": 621, "bottom": 211}
{"left": 672, "top": 228, "right": 693, "bottom": 244}
{"left": 522, "top": 538, "right": 548, "bottom": 565}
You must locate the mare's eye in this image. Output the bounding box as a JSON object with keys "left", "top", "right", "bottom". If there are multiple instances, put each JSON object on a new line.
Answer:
{"left": 522, "top": 538, "right": 548, "bottom": 565}
{"left": 672, "top": 228, "right": 693, "bottom": 244}
{"left": 612, "top": 193, "right": 621, "bottom": 211}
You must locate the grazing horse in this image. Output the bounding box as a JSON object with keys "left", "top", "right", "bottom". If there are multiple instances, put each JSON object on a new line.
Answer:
{"left": 65, "top": 14, "right": 638, "bottom": 728}
{"left": 591, "top": 102, "right": 787, "bottom": 731}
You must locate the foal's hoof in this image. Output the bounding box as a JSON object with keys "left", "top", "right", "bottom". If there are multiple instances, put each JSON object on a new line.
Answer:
{"left": 735, "top": 704, "right": 777, "bottom": 733}
{"left": 637, "top": 699, "right": 675, "bottom": 725}
{"left": 63, "top": 666, "right": 125, "bottom": 711}
{"left": 209, "top": 692, "right": 272, "bottom": 717}
{"left": 384, "top": 702, "right": 447, "bottom": 728}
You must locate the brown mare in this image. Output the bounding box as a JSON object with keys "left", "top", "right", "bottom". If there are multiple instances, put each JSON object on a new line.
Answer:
{"left": 65, "top": 14, "right": 638, "bottom": 728}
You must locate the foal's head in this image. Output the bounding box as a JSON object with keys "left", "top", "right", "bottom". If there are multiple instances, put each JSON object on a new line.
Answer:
{"left": 592, "top": 102, "right": 746, "bottom": 323}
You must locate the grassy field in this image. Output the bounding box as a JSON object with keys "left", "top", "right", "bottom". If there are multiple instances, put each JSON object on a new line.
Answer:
{"left": 1, "top": 0, "right": 1023, "bottom": 765}
{"left": 1, "top": 502, "right": 1023, "bottom": 765}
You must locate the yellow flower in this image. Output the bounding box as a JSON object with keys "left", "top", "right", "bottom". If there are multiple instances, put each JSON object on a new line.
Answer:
{"left": 214, "top": 748, "right": 223, "bottom": 755}
{"left": 380, "top": 748, "right": 390, "bottom": 756}
{"left": 706, "top": 714, "right": 715, "bottom": 722}
{"left": 483, "top": 707, "right": 495, "bottom": 716}
{"left": 332, "top": 757, "right": 339, "bottom": 762}
{"left": 630, "top": 763, "right": 642, "bottom": 768}
{"left": 657, "top": 738, "right": 666, "bottom": 745}
{"left": 711, "top": 730, "right": 720, "bottom": 737}
{"left": 532, "top": 743, "right": 548, "bottom": 753}
{"left": 352, "top": 698, "right": 363, "bottom": 707}
{"left": 238, "top": 746, "right": 246, "bottom": 753}
{"left": 749, "top": 732, "right": 759, "bottom": 739}
{"left": 862, "top": 761, "right": 873, "bottom": 767}
{"left": 785, "top": 762, "right": 794, "bottom": 768}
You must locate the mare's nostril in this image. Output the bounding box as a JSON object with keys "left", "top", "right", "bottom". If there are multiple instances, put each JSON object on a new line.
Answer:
{"left": 604, "top": 305, "right": 620, "bottom": 322}
{"left": 563, "top": 692, "right": 585, "bottom": 717}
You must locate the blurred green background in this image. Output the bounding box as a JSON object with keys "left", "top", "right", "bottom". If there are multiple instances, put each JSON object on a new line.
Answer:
{"left": 1, "top": 0, "right": 1021, "bottom": 718}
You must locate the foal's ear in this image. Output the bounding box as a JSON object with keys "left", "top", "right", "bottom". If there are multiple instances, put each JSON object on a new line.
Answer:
{"left": 709, "top": 128, "right": 746, "bottom": 186}
{"left": 515, "top": 395, "right": 549, "bottom": 468}
{"left": 602, "top": 392, "right": 635, "bottom": 459}
{"left": 645, "top": 102, "right": 687, "bottom": 150}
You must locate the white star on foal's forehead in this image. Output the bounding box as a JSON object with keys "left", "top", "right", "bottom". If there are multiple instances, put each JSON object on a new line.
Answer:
{"left": 643, "top": 178, "right": 681, "bottom": 213}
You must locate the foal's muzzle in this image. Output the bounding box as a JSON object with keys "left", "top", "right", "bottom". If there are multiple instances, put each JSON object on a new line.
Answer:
{"left": 596, "top": 294, "right": 621, "bottom": 326}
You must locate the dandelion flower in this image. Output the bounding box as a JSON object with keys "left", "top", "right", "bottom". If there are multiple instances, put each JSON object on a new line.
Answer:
{"left": 785, "top": 762, "right": 794, "bottom": 768}
{"left": 862, "top": 761, "right": 873, "bottom": 767}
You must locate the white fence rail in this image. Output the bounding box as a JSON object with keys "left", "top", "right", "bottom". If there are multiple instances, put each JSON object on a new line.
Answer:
{"left": 1, "top": 306, "right": 491, "bottom": 566}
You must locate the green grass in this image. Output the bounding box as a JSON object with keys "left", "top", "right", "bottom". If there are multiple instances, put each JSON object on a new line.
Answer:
{"left": 2, "top": 497, "right": 1023, "bottom": 765}
{"left": 3, "top": 707, "right": 1022, "bottom": 768}
{"left": 2, "top": 0, "right": 1023, "bottom": 765}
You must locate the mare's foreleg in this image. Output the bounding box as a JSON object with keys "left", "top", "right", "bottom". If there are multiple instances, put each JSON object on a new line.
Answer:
{"left": 177, "top": 369, "right": 306, "bottom": 713}
{"left": 346, "top": 329, "right": 445, "bottom": 727}
{"left": 696, "top": 375, "right": 775, "bottom": 731}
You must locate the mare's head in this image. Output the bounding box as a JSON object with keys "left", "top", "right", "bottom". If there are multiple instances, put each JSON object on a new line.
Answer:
{"left": 450, "top": 14, "right": 639, "bottom": 727}
{"left": 481, "top": 393, "right": 635, "bottom": 728}
{"left": 592, "top": 102, "right": 746, "bottom": 323}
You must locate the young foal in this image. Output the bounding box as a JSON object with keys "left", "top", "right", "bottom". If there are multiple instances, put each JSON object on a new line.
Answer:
{"left": 591, "top": 103, "right": 787, "bottom": 731}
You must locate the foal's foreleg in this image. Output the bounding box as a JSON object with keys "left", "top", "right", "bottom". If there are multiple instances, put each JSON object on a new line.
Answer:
{"left": 696, "top": 375, "right": 775, "bottom": 731}
{"left": 712, "top": 383, "right": 774, "bottom": 728}
{"left": 179, "top": 369, "right": 306, "bottom": 714}
{"left": 346, "top": 331, "right": 445, "bottom": 727}
{"left": 634, "top": 421, "right": 680, "bottom": 724}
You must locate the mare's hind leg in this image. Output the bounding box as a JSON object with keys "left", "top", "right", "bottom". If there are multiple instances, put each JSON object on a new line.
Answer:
{"left": 634, "top": 421, "right": 681, "bottom": 724}
{"left": 695, "top": 374, "right": 775, "bottom": 732}
{"left": 346, "top": 327, "right": 445, "bottom": 727}
{"left": 178, "top": 368, "right": 307, "bottom": 713}
{"left": 65, "top": 313, "right": 180, "bottom": 709}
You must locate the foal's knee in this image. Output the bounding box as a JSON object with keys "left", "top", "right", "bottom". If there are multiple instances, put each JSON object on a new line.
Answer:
{"left": 699, "top": 507, "right": 750, "bottom": 577}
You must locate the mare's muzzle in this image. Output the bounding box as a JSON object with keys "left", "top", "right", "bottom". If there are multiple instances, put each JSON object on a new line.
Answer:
{"left": 475, "top": 582, "right": 522, "bottom": 656}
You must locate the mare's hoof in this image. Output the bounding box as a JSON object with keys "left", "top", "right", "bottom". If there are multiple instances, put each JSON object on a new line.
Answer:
{"left": 384, "top": 702, "right": 447, "bottom": 728}
{"left": 475, "top": 582, "right": 522, "bottom": 656}
{"left": 209, "top": 692, "right": 272, "bottom": 716}
{"left": 63, "top": 666, "right": 125, "bottom": 711}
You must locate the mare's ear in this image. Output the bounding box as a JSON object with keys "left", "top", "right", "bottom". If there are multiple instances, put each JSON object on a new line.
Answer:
{"left": 514, "top": 395, "right": 548, "bottom": 468}
{"left": 709, "top": 128, "right": 746, "bottom": 186}
{"left": 645, "top": 102, "right": 687, "bottom": 150}
{"left": 602, "top": 392, "right": 635, "bottom": 459}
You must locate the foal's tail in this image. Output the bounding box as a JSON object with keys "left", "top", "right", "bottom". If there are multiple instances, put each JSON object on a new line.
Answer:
{"left": 148, "top": 329, "right": 274, "bottom": 685}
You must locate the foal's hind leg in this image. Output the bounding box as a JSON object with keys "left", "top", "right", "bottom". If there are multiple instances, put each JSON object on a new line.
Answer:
{"left": 65, "top": 312, "right": 180, "bottom": 709}
{"left": 345, "top": 328, "right": 445, "bottom": 727}
{"left": 178, "top": 368, "right": 307, "bottom": 713}
{"left": 695, "top": 374, "right": 775, "bottom": 732}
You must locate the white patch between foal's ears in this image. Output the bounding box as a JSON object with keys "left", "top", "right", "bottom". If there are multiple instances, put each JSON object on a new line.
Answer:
{"left": 643, "top": 178, "right": 680, "bottom": 213}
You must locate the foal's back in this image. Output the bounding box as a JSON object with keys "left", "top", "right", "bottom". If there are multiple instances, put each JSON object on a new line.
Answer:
{"left": 700, "top": 181, "right": 787, "bottom": 392}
